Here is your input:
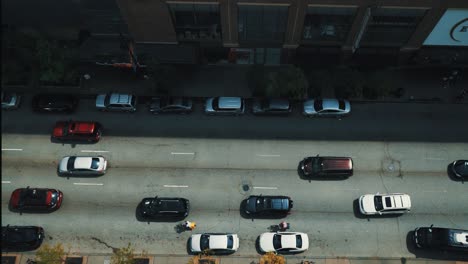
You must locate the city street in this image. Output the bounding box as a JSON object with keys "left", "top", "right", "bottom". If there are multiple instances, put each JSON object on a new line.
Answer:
{"left": 2, "top": 97, "right": 468, "bottom": 261}
{"left": 1, "top": 167, "right": 467, "bottom": 258}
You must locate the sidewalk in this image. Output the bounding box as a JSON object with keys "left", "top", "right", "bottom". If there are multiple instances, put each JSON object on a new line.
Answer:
{"left": 4, "top": 253, "right": 468, "bottom": 264}
{"left": 4, "top": 63, "right": 468, "bottom": 104}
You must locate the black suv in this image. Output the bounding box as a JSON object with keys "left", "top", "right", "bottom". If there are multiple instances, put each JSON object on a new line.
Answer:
{"left": 414, "top": 225, "right": 468, "bottom": 252}
{"left": 32, "top": 94, "right": 78, "bottom": 113}
{"left": 137, "top": 197, "right": 190, "bottom": 221}
{"left": 2, "top": 225, "right": 44, "bottom": 252}
{"left": 243, "top": 195, "right": 293, "bottom": 218}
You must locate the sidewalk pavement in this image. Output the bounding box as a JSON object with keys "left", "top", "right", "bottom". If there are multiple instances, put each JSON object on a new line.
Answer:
{"left": 5, "top": 253, "right": 468, "bottom": 264}
{"left": 4, "top": 64, "right": 468, "bottom": 104}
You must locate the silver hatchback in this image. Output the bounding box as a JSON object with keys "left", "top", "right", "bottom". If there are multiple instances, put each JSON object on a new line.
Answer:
{"left": 205, "top": 97, "right": 245, "bottom": 115}
{"left": 303, "top": 98, "right": 350, "bottom": 117}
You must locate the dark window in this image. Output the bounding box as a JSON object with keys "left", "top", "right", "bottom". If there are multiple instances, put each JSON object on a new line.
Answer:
{"left": 338, "top": 100, "right": 345, "bottom": 110}
{"left": 374, "top": 196, "right": 383, "bottom": 211}
{"left": 91, "top": 158, "right": 100, "bottom": 169}
{"left": 361, "top": 8, "right": 427, "bottom": 47}
{"left": 67, "top": 157, "right": 76, "bottom": 171}
{"left": 303, "top": 6, "right": 356, "bottom": 43}
{"left": 314, "top": 100, "right": 323, "bottom": 111}
{"left": 238, "top": 5, "right": 288, "bottom": 43}
{"left": 296, "top": 235, "right": 303, "bottom": 248}
{"left": 200, "top": 234, "right": 210, "bottom": 250}
{"left": 385, "top": 197, "right": 392, "bottom": 207}
{"left": 168, "top": 3, "right": 221, "bottom": 42}
{"left": 273, "top": 234, "right": 282, "bottom": 249}
{"left": 227, "top": 235, "right": 234, "bottom": 249}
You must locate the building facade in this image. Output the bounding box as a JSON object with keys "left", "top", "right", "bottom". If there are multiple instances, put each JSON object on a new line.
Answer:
{"left": 2, "top": 0, "right": 468, "bottom": 66}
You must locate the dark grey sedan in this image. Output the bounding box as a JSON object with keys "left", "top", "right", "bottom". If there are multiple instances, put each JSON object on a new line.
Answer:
{"left": 149, "top": 97, "right": 193, "bottom": 114}
{"left": 252, "top": 98, "right": 292, "bottom": 115}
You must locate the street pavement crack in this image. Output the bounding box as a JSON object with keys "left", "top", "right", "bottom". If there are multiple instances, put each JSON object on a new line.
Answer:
{"left": 91, "top": 237, "right": 118, "bottom": 252}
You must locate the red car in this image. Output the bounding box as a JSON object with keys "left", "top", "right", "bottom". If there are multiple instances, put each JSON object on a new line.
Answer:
{"left": 52, "top": 120, "right": 102, "bottom": 143}
{"left": 9, "top": 187, "right": 63, "bottom": 213}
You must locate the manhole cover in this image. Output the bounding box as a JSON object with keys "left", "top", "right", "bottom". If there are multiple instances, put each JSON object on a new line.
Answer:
{"left": 239, "top": 179, "right": 252, "bottom": 195}
{"left": 242, "top": 184, "right": 250, "bottom": 192}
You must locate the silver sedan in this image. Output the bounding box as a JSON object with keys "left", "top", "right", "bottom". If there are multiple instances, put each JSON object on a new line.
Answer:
{"left": 303, "top": 98, "right": 350, "bottom": 117}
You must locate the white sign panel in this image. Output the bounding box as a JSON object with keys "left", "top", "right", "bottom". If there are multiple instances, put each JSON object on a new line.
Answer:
{"left": 424, "top": 9, "right": 468, "bottom": 46}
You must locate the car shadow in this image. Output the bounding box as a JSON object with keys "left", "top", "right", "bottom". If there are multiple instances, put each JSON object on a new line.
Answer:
{"left": 352, "top": 199, "right": 402, "bottom": 220}
{"left": 50, "top": 137, "right": 98, "bottom": 145}
{"left": 406, "top": 231, "right": 468, "bottom": 261}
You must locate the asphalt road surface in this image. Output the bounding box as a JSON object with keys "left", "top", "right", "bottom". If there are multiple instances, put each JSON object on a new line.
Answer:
{"left": 1, "top": 166, "right": 467, "bottom": 258}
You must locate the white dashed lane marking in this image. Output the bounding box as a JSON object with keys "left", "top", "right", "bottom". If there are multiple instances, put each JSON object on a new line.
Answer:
{"left": 164, "top": 185, "right": 189, "bottom": 188}
{"left": 81, "top": 150, "right": 109, "bottom": 153}
{"left": 2, "top": 148, "right": 23, "bottom": 151}
{"left": 73, "top": 183, "right": 104, "bottom": 186}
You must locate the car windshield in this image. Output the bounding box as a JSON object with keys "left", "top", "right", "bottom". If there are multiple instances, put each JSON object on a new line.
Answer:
{"left": 227, "top": 235, "right": 233, "bottom": 249}
{"left": 296, "top": 235, "right": 303, "bottom": 248}
{"left": 338, "top": 100, "right": 346, "bottom": 110}
{"left": 314, "top": 100, "right": 323, "bottom": 111}
{"left": 91, "top": 158, "right": 100, "bottom": 169}
{"left": 67, "top": 157, "right": 76, "bottom": 170}
{"left": 200, "top": 234, "right": 210, "bottom": 250}
{"left": 374, "top": 196, "right": 384, "bottom": 211}
{"left": 273, "top": 234, "right": 282, "bottom": 249}
{"left": 312, "top": 158, "right": 322, "bottom": 174}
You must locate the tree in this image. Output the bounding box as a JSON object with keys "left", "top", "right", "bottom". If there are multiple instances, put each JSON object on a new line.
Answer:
{"left": 35, "top": 243, "right": 67, "bottom": 264}
{"left": 111, "top": 243, "right": 136, "bottom": 264}
{"left": 260, "top": 252, "right": 285, "bottom": 264}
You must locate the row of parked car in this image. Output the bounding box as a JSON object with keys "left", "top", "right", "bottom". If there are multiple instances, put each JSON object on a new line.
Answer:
{"left": 2, "top": 92, "right": 351, "bottom": 117}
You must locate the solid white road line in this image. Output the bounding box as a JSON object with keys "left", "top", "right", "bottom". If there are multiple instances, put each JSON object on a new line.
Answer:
{"left": 171, "top": 152, "right": 195, "bottom": 155}
{"left": 2, "top": 148, "right": 23, "bottom": 151}
{"left": 163, "top": 185, "right": 189, "bottom": 188}
{"left": 425, "top": 157, "right": 445, "bottom": 160}
{"left": 256, "top": 154, "right": 281, "bottom": 157}
{"left": 422, "top": 189, "right": 447, "bottom": 193}
{"left": 253, "top": 186, "right": 278, "bottom": 190}
{"left": 81, "top": 150, "right": 109, "bottom": 153}
{"left": 2, "top": 181, "right": 12, "bottom": 184}
{"left": 73, "top": 183, "right": 104, "bottom": 186}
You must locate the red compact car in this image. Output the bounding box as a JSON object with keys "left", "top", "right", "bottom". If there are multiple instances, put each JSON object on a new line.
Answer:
{"left": 52, "top": 120, "right": 102, "bottom": 143}
{"left": 9, "top": 187, "right": 63, "bottom": 213}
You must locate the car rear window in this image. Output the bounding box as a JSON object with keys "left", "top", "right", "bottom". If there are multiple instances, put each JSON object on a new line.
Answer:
{"left": 385, "top": 197, "right": 392, "bottom": 207}
{"left": 227, "top": 235, "right": 234, "bottom": 249}
{"left": 273, "top": 234, "right": 282, "bottom": 249}
{"left": 338, "top": 100, "right": 346, "bottom": 110}
{"left": 374, "top": 196, "right": 383, "bottom": 211}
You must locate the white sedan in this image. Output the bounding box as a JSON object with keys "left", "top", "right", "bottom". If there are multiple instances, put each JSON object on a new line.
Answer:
{"left": 259, "top": 232, "right": 309, "bottom": 253}
{"left": 58, "top": 156, "right": 107, "bottom": 176}
{"left": 359, "top": 193, "right": 411, "bottom": 215}
{"left": 190, "top": 233, "right": 239, "bottom": 254}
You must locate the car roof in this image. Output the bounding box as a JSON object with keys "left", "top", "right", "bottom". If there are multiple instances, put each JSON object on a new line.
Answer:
{"left": 382, "top": 194, "right": 411, "bottom": 209}
{"left": 218, "top": 97, "right": 242, "bottom": 109}
{"left": 321, "top": 99, "right": 345, "bottom": 110}
{"left": 70, "top": 122, "right": 96, "bottom": 133}
{"left": 208, "top": 234, "right": 230, "bottom": 249}
{"left": 109, "top": 94, "right": 132, "bottom": 104}
{"left": 322, "top": 158, "right": 353, "bottom": 170}
{"left": 267, "top": 99, "right": 290, "bottom": 110}
{"left": 73, "top": 157, "right": 93, "bottom": 169}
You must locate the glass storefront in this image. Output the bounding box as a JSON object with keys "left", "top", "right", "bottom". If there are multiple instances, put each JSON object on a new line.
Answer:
{"left": 238, "top": 5, "right": 289, "bottom": 43}
{"left": 168, "top": 3, "right": 222, "bottom": 42}
{"left": 302, "top": 6, "right": 357, "bottom": 43}
{"left": 361, "top": 7, "right": 427, "bottom": 47}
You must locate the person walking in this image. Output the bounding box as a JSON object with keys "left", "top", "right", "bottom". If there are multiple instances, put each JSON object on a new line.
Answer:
{"left": 184, "top": 221, "right": 196, "bottom": 231}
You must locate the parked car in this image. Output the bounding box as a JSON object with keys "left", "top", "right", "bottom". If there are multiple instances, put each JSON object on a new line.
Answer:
{"left": 259, "top": 232, "right": 309, "bottom": 253}
{"left": 243, "top": 195, "right": 293, "bottom": 218}
{"left": 300, "top": 156, "right": 353, "bottom": 178}
{"left": 252, "top": 98, "right": 291, "bottom": 115}
{"left": 2, "top": 225, "right": 44, "bottom": 252}
{"left": 58, "top": 156, "right": 107, "bottom": 176}
{"left": 359, "top": 193, "right": 411, "bottom": 215}
{"left": 149, "top": 97, "right": 193, "bottom": 114}
{"left": 137, "top": 197, "right": 189, "bottom": 221}
{"left": 9, "top": 187, "right": 63, "bottom": 213}
{"left": 32, "top": 94, "right": 78, "bottom": 113}
{"left": 1, "top": 92, "right": 21, "bottom": 110}
{"left": 451, "top": 160, "right": 468, "bottom": 180}
{"left": 96, "top": 93, "right": 137, "bottom": 112}
{"left": 190, "top": 233, "right": 239, "bottom": 254}
{"left": 413, "top": 225, "right": 468, "bottom": 252}
{"left": 205, "top": 97, "right": 245, "bottom": 115}
{"left": 52, "top": 121, "right": 102, "bottom": 143}
{"left": 303, "top": 98, "right": 350, "bottom": 117}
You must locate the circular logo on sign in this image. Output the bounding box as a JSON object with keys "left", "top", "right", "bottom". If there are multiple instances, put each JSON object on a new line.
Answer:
{"left": 450, "top": 18, "right": 468, "bottom": 42}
